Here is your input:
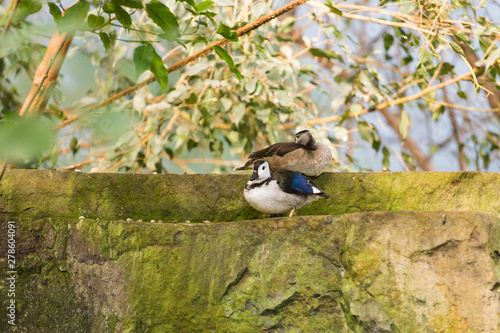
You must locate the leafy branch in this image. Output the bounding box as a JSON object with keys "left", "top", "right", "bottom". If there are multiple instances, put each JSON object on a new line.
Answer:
{"left": 84, "top": 0, "right": 310, "bottom": 112}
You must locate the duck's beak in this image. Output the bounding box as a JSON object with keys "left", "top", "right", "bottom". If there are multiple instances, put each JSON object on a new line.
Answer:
{"left": 250, "top": 171, "right": 258, "bottom": 181}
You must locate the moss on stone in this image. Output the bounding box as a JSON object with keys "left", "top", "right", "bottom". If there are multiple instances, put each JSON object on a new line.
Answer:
{"left": 1, "top": 170, "right": 499, "bottom": 223}
{"left": 1, "top": 170, "right": 500, "bottom": 332}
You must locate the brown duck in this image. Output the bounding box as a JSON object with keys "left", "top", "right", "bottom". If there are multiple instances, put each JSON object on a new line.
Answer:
{"left": 235, "top": 130, "right": 332, "bottom": 177}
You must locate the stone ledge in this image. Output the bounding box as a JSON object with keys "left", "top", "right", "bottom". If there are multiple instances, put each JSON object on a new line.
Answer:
{"left": 1, "top": 170, "right": 499, "bottom": 222}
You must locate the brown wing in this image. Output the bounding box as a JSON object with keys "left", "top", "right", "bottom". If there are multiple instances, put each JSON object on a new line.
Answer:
{"left": 248, "top": 142, "right": 304, "bottom": 159}
{"left": 235, "top": 143, "right": 304, "bottom": 170}
{"left": 262, "top": 148, "right": 313, "bottom": 171}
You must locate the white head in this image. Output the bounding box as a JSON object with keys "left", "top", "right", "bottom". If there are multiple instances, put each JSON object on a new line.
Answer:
{"left": 250, "top": 160, "right": 271, "bottom": 182}
{"left": 295, "top": 130, "right": 316, "bottom": 149}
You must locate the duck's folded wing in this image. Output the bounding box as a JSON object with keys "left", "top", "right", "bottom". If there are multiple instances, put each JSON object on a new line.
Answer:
{"left": 272, "top": 170, "right": 324, "bottom": 196}
{"left": 248, "top": 142, "right": 304, "bottom": 159}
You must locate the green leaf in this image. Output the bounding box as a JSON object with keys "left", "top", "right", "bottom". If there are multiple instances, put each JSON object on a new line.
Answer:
{"left": 87, "top": 14, "right": 105, "bottom": 29}
{"left": 275, "top": 90, "right": 293, "bottom": 107}
{"left": 103, "top": 2, "right": 115, "bottom": 13}
{"left": 399, "top": 110, "right": 410, "bottom": 139}
{"left": 383, "top": 33, "right": 394, "bottom": 52}
{"left": 309, "top": 48, "right": 343, "bottom": 62}
{"left": 216, "top": 23, "right": 238, "bottom": 41}
{"left": 382, "top": 147, "right": 390, "bottom": 169}
{"left": 145, "top": 1, "right": 179, "bottom": 42}
{"left": 350, "top": 103, "right": 362, "bottom": 115}
{"left": 418, "top": 48, "right": 431, "bottom": 66}
{"left": 114, "top": 5, "right": 132, "bottom": 28}
{"left": 440, "top": 62, "right": 455, "bottom": 75}
{"left": 96, "top": 15, "right": 106, "bottom": 27}
{"left": 457, "top": 90, "right": 467, "bottom": 100}
{"left": 401, "top": 152, "right": 416, "bottom": 170}
{"left": 357, "top": 121, "right": 380, "bottom": 151}
{"left": 220, "top": 97, "right": 233, "bottom": 111}
{"left": 16, "top": 0, "right": 43, "bottom": 18}
{"left": 150, "top": 49, "right": 169, "bottom": 91}
{"left": 209, "top": 138, "right": 223, "bottom": 157}
{"left": 114, "top": 0, "right": 144, "bottom": 9}
{"left": 452, "top": 31, "right": 473, "bottom": 48}
{"left": 256, "top": 108, "right": 271, "bottom": 123}
{"left": 197, "top": 0, "right": 215, "bottom": 11}
{"left": 357, "top": 121, "right": 373, "bottom": 144}
{"left": 99, "top": 32, "right": 112, "bottom": 52}
{"left": 185, "top": 93, "right": 197, "bottom": 104}
{"left": 401, "top": 55, "right": 413, "bottom": 66}
{"left": 133, "top": 44, "right": 154, "bottom": 78}
{"left": 213, "top": 45, "right": 242, "bottom": 82}
{"left": 432, "top": 105, "right": 445, "bottom": 122}
{"left": 324, "top": 0, "right": 343, "bottom": 16}
{"left": 233, "top": 103, "right": 246, "bottom": 125}
{"left": 3, "top": 109, "right": 20, "bottom": 122}
{"left": 417, "top": 65, "right": 429, "bottom": 81}
{"left": 49, "top": 144, "right": 59, "bottom": 167}
{"left": 58, "top": 2, "right": 90, "bottom": 32}
{"left": 181, "top": 0, "right": 198, "bottom": 10}
{"left": 0, "top": 117, "right": 55, "bottom": 162}
{"left": 278, "top": 16, "right": 295, "bottom": 34}
{"left": 48, "top": 3, "right": 62, "bottom": 22}
{"left": 449, "top": 42, "right": 465, "bottom": 57}
{"left": 484, "top": 48, "right": 500, "bottom": 71}
{"left": 70, "top": 137, "right": 79, "bottom": 155}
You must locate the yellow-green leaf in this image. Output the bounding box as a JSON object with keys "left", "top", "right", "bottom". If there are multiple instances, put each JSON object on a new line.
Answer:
{"left": 213, "top": 45, "right": 242, "bottom": 82}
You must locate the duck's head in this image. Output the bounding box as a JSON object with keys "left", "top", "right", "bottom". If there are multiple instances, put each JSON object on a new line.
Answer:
{"left": 250, "top": 160, "right": 271, "bottom": 181}
{"left": 295, "top": 130, "right": 317, "bottom": 149}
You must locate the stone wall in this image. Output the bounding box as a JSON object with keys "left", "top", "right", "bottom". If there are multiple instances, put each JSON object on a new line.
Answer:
{"left": 0, "top": 170, "right": 499, "bottom": 332}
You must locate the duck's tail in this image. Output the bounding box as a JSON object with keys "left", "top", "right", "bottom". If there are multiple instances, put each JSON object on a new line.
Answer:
{"left": 234, "top": 161, "right": 252, "bottom": 171}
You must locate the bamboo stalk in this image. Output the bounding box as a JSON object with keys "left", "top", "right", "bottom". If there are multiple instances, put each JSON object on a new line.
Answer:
{"left": 1, "top": 0, "right": 20, "bottom": 36}
{"left": 19, "top": 30, "right": 75, "bottom": 117}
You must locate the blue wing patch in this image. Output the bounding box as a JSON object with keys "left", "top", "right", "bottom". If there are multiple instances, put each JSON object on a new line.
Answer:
{"left": 277, "top": 171, "right": 319, "bottom": 196}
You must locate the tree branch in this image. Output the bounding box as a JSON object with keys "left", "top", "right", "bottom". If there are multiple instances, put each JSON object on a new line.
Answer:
{"left": 84, "top": 0, "right": 310, "bottom": 112}
{"left": 451, "top": 35, "right": 500, "bottom": 110}
{"left": 308, "top": 71, "right": 474, "bottom": 126}
{"left": 19, "top": 30, "right": 75, "bottom": 116}
{"left": 1, "top": 0, "right": 20, "bottom": 36}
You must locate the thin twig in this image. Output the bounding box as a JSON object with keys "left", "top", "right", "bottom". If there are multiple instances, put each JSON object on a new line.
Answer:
{"left": 55, "top": 157, "right": 105, "bottom": 170}
{"left": 308, "top": 71, "right": 474, "bottom": 125}
{"left": 423, "top": 97, "right": 500, "bottom": 112}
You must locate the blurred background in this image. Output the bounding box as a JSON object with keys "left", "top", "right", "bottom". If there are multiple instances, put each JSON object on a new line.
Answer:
{"left": 1, "top": 0, "right": 499, "bottom": 174}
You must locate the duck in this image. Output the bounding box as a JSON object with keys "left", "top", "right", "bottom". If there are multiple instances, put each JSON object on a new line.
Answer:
{"left": 244, "top": 160, "right": 329, "bottom": 217}
{"left": 234, "top": 130, "right": 332, "bottom": 177}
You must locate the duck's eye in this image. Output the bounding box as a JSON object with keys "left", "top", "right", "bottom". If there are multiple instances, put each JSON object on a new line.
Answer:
{"left": 261, "top": 166, "right": 265, "bottom": 170}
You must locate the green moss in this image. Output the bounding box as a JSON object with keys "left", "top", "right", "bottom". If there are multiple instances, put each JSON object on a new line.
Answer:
{"left": 2, "top": 170, "right": 500, "bottom": 223}
{"left": 2, "top": 169, "right": 500, "bottom": 332}
{"left": 106, "top": 313, "right": 119, "bottom": 332}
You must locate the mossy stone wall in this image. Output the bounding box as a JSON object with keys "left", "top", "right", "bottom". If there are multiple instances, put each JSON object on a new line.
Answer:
{"left": 1, "top": 170, "right": 499, "bottom": 222}
{"left": 0, "top": 170, "right": 499, "bottom": 332}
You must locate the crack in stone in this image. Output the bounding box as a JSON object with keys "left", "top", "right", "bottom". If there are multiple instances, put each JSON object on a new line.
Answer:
{"left": 260, "top": 291, "right": 300, "bottom": 316}
{"left": 221, "top": 266, "right": 249, "bottom": 299}
{"left": 410, "top": 239, "right": 462, "bottom": 259}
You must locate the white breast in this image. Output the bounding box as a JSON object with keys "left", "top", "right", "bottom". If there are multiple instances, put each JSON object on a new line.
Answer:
{"left": 244, "top": 181, "right": 321, "bottom": 214}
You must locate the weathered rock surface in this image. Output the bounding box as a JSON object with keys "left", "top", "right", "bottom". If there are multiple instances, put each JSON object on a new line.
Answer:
{"left": 1, "top": 170, "right": 499, "bottom": 222}
{"left": 0, "top": 170, "right": 499, "bottom": 332}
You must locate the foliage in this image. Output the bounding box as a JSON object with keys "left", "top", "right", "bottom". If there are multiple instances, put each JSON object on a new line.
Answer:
{"left": 0, "top": 0, "right": 499, "bottom": 173}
